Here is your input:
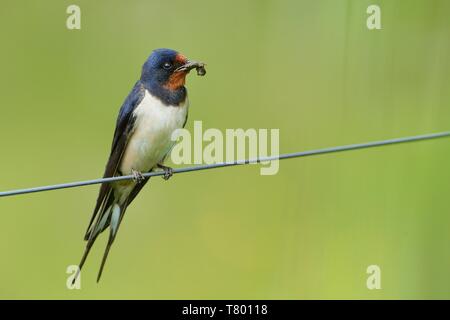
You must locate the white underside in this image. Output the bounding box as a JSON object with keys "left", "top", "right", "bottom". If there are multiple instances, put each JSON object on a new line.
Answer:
{"left": 114, "top": 90, "right": 188, "bottom": 203}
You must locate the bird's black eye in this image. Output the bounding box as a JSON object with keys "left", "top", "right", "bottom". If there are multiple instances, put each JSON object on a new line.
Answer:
{"left": 163, "top": 62, "right": 172, "bottom": 70}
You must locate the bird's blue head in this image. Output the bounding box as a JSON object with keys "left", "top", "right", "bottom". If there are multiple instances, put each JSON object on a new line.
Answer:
{"left": 141, "top": 48, "right": 194, "bottom": 91}
{"left": 140, "top": 48, "right": 204, "bottom": 105}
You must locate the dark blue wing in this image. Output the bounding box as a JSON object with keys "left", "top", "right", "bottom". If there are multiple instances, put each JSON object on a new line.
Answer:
{"left": 84, "top": 81, "right": 145, "bottom": 239}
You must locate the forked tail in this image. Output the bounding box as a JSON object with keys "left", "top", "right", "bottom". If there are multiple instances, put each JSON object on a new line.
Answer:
{"left": 72, "top": 193, "right": 127, "bottom": 284}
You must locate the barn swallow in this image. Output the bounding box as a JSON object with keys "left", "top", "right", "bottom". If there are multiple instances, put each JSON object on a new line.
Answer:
{"left": 74, "top": 48, "right": 205, "bottom": 283}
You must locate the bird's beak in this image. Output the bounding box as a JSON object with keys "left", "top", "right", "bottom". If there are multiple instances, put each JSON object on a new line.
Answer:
{"left": 175, "top": 60, "right": 206, "bottom": 76}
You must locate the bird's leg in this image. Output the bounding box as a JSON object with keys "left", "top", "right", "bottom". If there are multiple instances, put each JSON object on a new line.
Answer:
{"left": 131, "top": 169, "right": 145, "bottom": 184}
{"left": 157, "top": 164, "right": 173, "bottom": 181}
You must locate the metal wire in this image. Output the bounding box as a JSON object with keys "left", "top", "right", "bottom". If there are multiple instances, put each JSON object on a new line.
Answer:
{"left": 1, "top": 131, "right": 449, "bottom": 198}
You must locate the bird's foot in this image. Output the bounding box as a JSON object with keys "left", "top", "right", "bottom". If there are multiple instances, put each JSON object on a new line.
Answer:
{"left": 157, "top": 164, "right": 173, "bottom": 181}
{"left": 131, "top": 169, "right": 145, "bottom": 184}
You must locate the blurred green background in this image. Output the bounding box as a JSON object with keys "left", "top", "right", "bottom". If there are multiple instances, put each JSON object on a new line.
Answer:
{"left": 0, "top": 0, "right": 449, "bottom": 299}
